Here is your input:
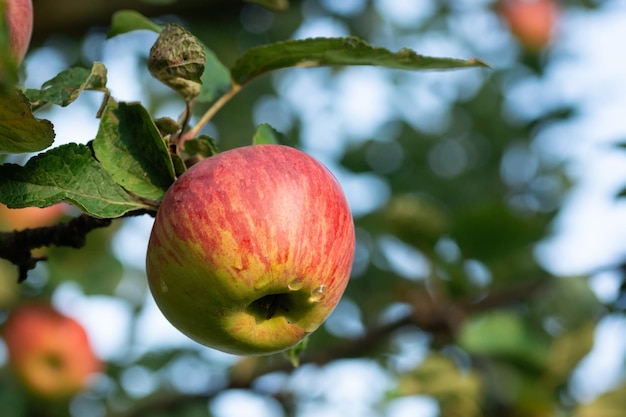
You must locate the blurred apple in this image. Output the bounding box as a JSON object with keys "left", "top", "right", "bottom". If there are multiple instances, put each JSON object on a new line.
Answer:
{"left": 146, "top": 144, "right": 355, "bottom": 355}
{"left": 499, "top": 0, "right": 559, "bottom": 52}
{"left": 2, "top": 302, "right": 102, "bottom": 398}
{"left": 2, "top": 0, "right": 33, "bottom": 63}
{"left": 0, "top": 203, "right": 67, "bottom": 231}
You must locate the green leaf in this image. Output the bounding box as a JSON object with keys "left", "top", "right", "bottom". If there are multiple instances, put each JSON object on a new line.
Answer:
{"left": 93, "top": 101, "right": 176, "bottom": 201}
{"left": 0, "top": 143, "right": 150, "bottom": 218}
{"left": 284, "top": 336, "right": 308, "bottom": 367}
{"left": 148, "top": 23, "right": 206, "bottom": 101}
{"left": 170, "top": 153, "right": 187, "bottom": 177}
{"left": 231, "top": 37, "right": 489, "bottom": 85}
{"left": 183, "top": 135, "right": 219, "bottom": 158}
{"left": 244, "top": 0, "right": 289, "bottom": 12}
{"left": 451, "top": 200, "right": 545, "bottom": 262}
{"left": 196, "top": 44, "right": 232, "bottom": 104}
{"left": 458, "top": 310, "right": 549, "bottom": 369}
{"left": 107, "top": 9, "right": 162, "bottom": 38}
{"left": 0, "top": 91, "right": 55, "bottom": 154}
{"left": 252, "top": 123, "right": 285, "bottom": 145}
{"left": 154, "top": 116, "right": 180, "bottom": 136}
{"left": 24, "top": 62, "right": 108, "bottom": 111}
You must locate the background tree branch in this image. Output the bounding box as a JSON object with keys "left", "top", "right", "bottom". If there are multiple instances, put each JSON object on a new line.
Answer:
{"left": 113, "top": 279, "right": 553, "bottom": 417}
{"left": 0, "top": 214, "right": 113, "bottom": 282}
{"left": 31, "top": 0, "right": 244, "bottom": 44}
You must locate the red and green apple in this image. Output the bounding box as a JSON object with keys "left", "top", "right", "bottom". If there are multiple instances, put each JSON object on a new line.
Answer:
{"left": 146, "top": 144, "right": 355, "bottom": 355}
{"left": 0, "top": 203, "right": 67, "bottom": 231}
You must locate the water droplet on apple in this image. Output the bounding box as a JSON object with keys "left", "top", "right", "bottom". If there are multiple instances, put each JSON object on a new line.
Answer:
{"left": 288, "top": 279, "right": 304, "bottom": 291}
{"left": 309, "top": 285, "right": 326, "bottom": 303}
{"left": 160, "top": 280, "right": 169, "bottom": 293}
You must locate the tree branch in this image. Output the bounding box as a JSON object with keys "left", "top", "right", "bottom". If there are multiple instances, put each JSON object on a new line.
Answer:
{"left": 30, "top": 0, "right": 245, "bottom": 45}
{"left": 111, "top": 312, "right": 415, "bottom": 417}
{"left": 0, "top": 214, "right": 113, "bottom": 282}
{"left": 109, "top": 277, "right": 554, "bottom": 417}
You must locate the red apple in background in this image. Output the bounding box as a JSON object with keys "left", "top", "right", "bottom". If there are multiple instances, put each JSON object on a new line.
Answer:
{"left": 146, "top": 144, "right": 355, "bottom": 355}
{"left": 2, "top": 302, "right": 102, "bottom": 398}
{"left": 0, "top": 203, "right": 67, "bottom": 231}
{"left": 2, "top": 0, "right": 33, "bottom": 63}
{"left": 499, "top": 0, "right": 559, "bottom": 52}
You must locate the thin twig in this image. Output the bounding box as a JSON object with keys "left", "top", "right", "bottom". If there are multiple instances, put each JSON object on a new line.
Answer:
{"left": 180, "top": 84, "right": 242, "bottom": 145}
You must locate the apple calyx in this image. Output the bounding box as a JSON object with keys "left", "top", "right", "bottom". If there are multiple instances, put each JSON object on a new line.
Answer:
{"left": 248, "top": 282, "right": 326, "bottom": 320}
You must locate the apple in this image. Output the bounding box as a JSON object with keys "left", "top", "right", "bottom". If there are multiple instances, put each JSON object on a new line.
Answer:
{"left": 146, "top": 144, "right": 355, "bottom": 355}
{"left": 499, "top": 0, "right": 559, "bottom": 52}
{"left": 2, "top": 0, "right": 33, "bottom": 63}
{"left": 0, "top": 203, "right": 67, "bottom": 231}
{"left": 2, "top": 302, "right": 102, "bottom": 398}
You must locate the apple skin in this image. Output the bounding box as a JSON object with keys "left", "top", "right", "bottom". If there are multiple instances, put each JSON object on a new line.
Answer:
{"left": 2, "top": 302, "right": 102, "bottom": 398}
{"left": 499, "top": 0, "right": 559, "bottom": 52}
{"left": 146, "top": 144, "right": 355, "bottom": 355}
{"left": 3, "top": 0, "right": 33, "bottom": 63}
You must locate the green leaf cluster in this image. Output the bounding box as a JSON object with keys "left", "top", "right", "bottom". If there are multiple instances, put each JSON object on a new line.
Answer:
{"left": 0, "top": 9, "right": 487, "bottom": 220}
{"left": 24, "top": 62, "right": 108, "bottom": 110}
{"left": 0, "top": 143, "right": 149, "bottom": 218}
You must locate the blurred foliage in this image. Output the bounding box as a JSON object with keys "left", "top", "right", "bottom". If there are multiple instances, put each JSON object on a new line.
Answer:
{"left": 1, "top": 0, "right": 625, "bottom": 417}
